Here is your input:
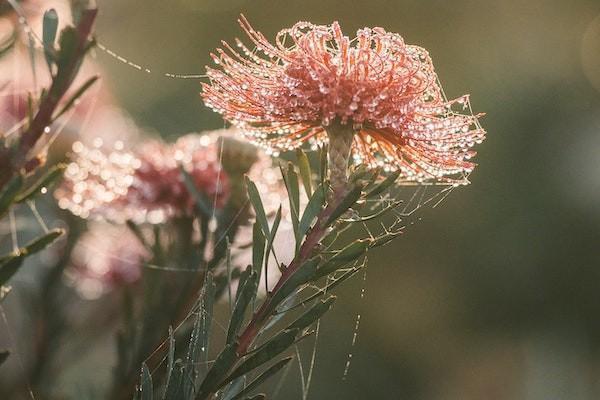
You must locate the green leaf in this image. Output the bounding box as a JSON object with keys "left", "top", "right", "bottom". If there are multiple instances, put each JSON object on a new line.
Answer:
{"left": 244, "top": 395, "right": 266, "bottom": 400}
{"left": 298, "top": 184, "right": 325, "bottom": 241}
{"left": 223, "top": 329, "right": 300, "bottom": 385}
{"left": 267, "top": 258, "right": 320, "bottom": 314}
{"left": 0, "top": 229, "right": 64, "bottom": 286}
{"left": 180, "top": 166, "right": 212, "bottom": 216}
{"left": 245, "top": 177, "right": 269, "bottom": 236}
{"left": 252, "top": 222, "right": 265, "bottom": 277}
{"left": 279, "top": 266, "right": 363, "bottom": 314}
{"left": 296, "top": 149, "right": 312, "bottom": 198}
{"left": 15, "top": 163, "right": 66, "bottom": 203}
{"left": 319, "top": 144, "right": 328, "bottom": 185}
{"left": 0, "top": 350, "right": 9, "bottom": 366}
{"left": 200, "top": 273, "right": 216, "bottom": 364}
{"left": 264, "top": 206, "right": 282, "bottom": 274}
{"left": 324, "top": 183, "right": 364, "bottom": 227}
{"left": 197, "top": 343, "right": 238, "bottom": 397}
{"left": 52, "top": 75, "right": 98, "bottom": 121}
{"left": 0, "top": 286, "right": 11, "bottom": 303}
{"left": 162, "top": 327, "right": 176, "bottom": 399}
{"left": 281, "top": 163, "right": 300, "bottom": 250}
{"left": 227, "top": 267, "right": 258, "bottom": 344}
{"left": 42, "top": 9, "right": 59, "bottom": 69}
{"left": 366, "top": 170, "right": 401, "bottom": 198}
{"left": 0, "top": 173, "right": 23, "bottom": 219}
{"left": 230, "top": 357, "right": 293, "bottom": 400}
{"left": 286, "top": 296, "right": 336, "bottom": 332}
{"left": 139, "top": 363, "right": 153, "bottom": 400}
{"left": 315, "top": 240, "right": 370, "bottom": 279}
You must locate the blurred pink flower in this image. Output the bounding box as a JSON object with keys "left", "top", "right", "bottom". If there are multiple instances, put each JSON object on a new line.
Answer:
{"left": 202, "top": 17, "right": 485, "bottom": 183}
{"left": 66, "top": 223, "right": 149, "bottom": 299}
{"left": 55, "top": 134, "right": 230, "bottom": 223}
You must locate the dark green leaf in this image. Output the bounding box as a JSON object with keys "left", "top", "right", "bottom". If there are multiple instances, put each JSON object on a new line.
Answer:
{"left": 0, "top": 229, "right": 64, "bottom": 286}
{"left": 42, "top": 9, "right": 59, "bottom": 69}
{"left": 252, "top": 222, "right": 265, "bottom": 277}
{"left": 319, "top": 144, "right": 328, "bottom": 185}
{"left": 53, "top": 75, "right": 98, "bottom": 121}
{"left": 231, "top": 357, "right": 293, "bottom": 400}
{"left": 162, "top": 327, "right": 176, "bottom": 400}
{"left": 0, "top": 173, "right": 23, "bottom": 219}
{"left": 315, "top": 240, "right": 369, "bottom": 279}
{"left": 296, "top": 149, "right": 312, "bottom": 198}
{"left": 197, "top": 343, "right": 238, "bottom": 397}
{"left": 264, "top": 206, "right": 282, "bottom": 274}
{"left": 298, "top": 184, "right": 325, "bottom": 241}
{"left": 227, "top": 267, "right": 258, "bottom": 344}
{"left": 16, "top": 163, "right": 66, "bottom": 203}
{"left": 139, "top": 363, "right": 153, "bottom": 400}
{"left": 0, "top": 350, "right": 9, "bottom": 366}
{"left": 366, "top": 170, "right": 401, "bottom": 198}
{"left": 286, "top": 296, "right": 336, "bottom": 332}
{"left": 325, "top": 183, "right": 364, "bottom": 227}
{"left": 245, "top": 177, "right": 269, "bottom": 236}
{"left": 281, "top": 163, "right": 300, "bottom": 250}
{"left": 223, "top": 329, "right": 300, "bottom": 384}
{"left": 0, "top": 286, "right": 11, "bottom": 303}
{"left": 267, "top": 258, "right": 319, "bottom": 314}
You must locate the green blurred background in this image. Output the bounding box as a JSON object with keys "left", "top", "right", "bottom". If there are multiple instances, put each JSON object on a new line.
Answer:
{"left": 6, "top": 0, "right": 600, "bottom": 398}
{"left": 88, "top": 0, "right": 600, "bottom": 398}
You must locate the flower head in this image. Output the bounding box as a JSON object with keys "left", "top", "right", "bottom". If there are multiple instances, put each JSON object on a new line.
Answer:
{"left": 66, "top": 223, "right": 149, "bottom": 299}
{"left": 202, "top": 16, "right": 485, "bottom": 184}
{"left": 55, "top": 134, "right": 230, "bottom": 223}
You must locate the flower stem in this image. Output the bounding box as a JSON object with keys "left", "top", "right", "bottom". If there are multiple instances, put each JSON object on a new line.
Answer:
{"left": 325, "top": 121, "right": 354, "bottom": 195}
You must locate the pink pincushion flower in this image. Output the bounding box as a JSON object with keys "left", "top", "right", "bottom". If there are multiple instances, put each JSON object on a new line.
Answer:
{"left": 66, "top": 223, "right": 149, "bottom": 299}
{"left": 55, "top": 134, "right": 230, "bottom": 223}
{"left": 202, "top": 16, "right": 485, "bottom": 184}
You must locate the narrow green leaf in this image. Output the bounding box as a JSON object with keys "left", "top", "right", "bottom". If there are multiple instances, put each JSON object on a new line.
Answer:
{"left": 280, "top": 163, "right": 300, "bottom": 250}
{"left": 0, "top": 286, "right": 12, "bottom": 303}
{"left": 23, "top": 228, "right": 64, "bottom": 254}
{"left": 0, "top": 350, "right": 9, "bottom": 366}
{"left": 315, "top": 240, "right": 370, "bottom": 279}
{"left": 162, "top": 327, "right": 176, "bottom": 400}
{"left": 180, "top": 166, "right": 212, "bottom": 216}
{"left": 264, "top": 205, "right": 282, "bottom": 275}
{"left": 267, "top": 258, "right": 319, "bottom": 314}
{"left": 296, "top": 149, "right": 312, "bottom": 198}
{"left": 0, "top": 173, "right": 23, "bottom": 219}
{"left": 231, "top": 357, "right": 293, "bottom": 400}
{"left": 15, "top": 163, "right": 66, "bottom": 203}
{"left": 245, "top": 395, "right": 266, "bottom": 400}
{"left": 223, "top": 329, "right": 300, "bottom": 385}
{"left": 319, "top": 144, "right": 328, "bottom": 185}
{"left": 139, "top": 363, "right": 153, "bottom": 400}
{"left": 286, "top": 296, "right": 336, "bottom": 332}
{"left": 197, "top": 343, "right": 238, "bottom": 396}
{"left": 200, "top": 273, "right": 216, "bottom": 364}
{"left": 366, "top": 170, "right": 401, "bottom": 198}
{"left": 53, "top": 75, "right": 98, "bottom": 121}
{"left": 279, "top": 266, "right": 363, "bottom": 314}
{"left": 245, "top": 177, "right": 269, "bottom": 236}
{"left": 227, "top": 267, "right": 258, "bottom": 344}
{"left": 0, "top": 229, "right": 64, "bottom": 286}
{"left": 370, "top": 231, "right": 402, "bottom": 248}
{"left": 298, "top": 184, "right": 325, "bottom": 240}
{"left": 42, "top": 9, "right": 59, "bottom": 69}
{"left": 324, "top": 183, "right": 364, "bottom": 227}
{"left": 252, "top": 222, "right": 265, "bottom": 277}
